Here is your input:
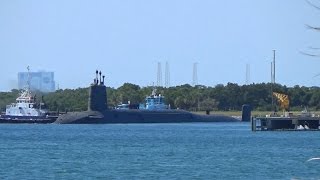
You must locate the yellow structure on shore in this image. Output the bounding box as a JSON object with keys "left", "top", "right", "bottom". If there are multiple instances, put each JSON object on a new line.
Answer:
{"left": 273, "top": 92, "right": 289, "bottom": 111}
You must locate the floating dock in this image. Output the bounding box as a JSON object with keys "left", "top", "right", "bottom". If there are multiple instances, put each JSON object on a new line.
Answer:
{"left": 251, "top": 116, "right": 320, "bottom": 131}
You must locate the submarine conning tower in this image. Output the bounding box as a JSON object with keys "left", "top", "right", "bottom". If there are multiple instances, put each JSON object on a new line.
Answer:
{"left": 88, "top": 70, "right": 107, "bottom": 111}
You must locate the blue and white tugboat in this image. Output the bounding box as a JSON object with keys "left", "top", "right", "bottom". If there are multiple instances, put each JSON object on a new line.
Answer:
{"left": 116, "top": 88, "right": 170, "bottom": 110}
{"left": 0, "top": 67, "right": 56, "bottom": 123}
{"left": 145, "top": 88, "right": 169, "bottom": 110}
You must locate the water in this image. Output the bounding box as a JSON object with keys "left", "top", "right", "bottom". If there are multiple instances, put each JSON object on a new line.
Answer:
{"left": 0, "top": 122, "right": 319, "bottom": 179}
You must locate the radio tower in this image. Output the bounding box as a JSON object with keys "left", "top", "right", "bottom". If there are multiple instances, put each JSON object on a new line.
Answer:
{"left": 165, "top": 61, "right": 170, "bottom": 88}
{"left": 270, "top": 50, "right": 276, "bottom": 112}
{"left": 273, "top": 50, "right": 276, "bottom": 84}
{"left": 157, "top": 62, "right": 162, "bottom": 87}
{"left": 270, "top": 50, "right": 276, "bottom": 84}
{"left": 192, "top": 62, "right": 198, "bottom": 86}
{"left": 246, "top": 63, "right": 250, "bottom": 85}
{"left": 271, "top": 62, "right": 274, "bottom": 83}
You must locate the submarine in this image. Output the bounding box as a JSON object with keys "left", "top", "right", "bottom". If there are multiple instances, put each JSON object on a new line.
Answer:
{"left": 54, "top": 71, "right": 239, "bottom": 124}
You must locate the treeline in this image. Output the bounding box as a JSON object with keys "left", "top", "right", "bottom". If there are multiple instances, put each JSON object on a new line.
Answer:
{"left": 1, "top": 83, "right": 320, "bottom": 112}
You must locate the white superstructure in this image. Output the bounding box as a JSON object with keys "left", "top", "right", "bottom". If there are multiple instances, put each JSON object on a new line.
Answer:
{"left": 5, "top": 66, "right": 47, "bottom": 117}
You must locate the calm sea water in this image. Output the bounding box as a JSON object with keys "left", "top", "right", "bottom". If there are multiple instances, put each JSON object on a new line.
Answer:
{"left": 0, "top": 122, "right": 319, "bottom": 179}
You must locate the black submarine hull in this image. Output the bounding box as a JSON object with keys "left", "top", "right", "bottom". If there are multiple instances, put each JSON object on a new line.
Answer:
{"left": 54, "top": 71, "right": 239, "bottom": 124}
{"left": 54, "top": 109, "right": 239, "bottom": 124}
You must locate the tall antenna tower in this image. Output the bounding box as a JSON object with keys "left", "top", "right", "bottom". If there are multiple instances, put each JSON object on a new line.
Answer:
{"left": 270, "top": 50, "right": 276, "bottom": 84}
{"left": 157, "top": 62, "right": 162, "bottom": 87}
{"left": 192, "top": 62, "right": 198, "bottom": 86}
{"left": 271, "top": 62, "right": 274, "bottom": 83}
{"left": 246, "top": 63, "right": 250, "bottom": 85}
{"left": 271, "top": 61, "right": 275, "bottom": 112}
{"left": 165, "top": 61, "right": 170, "bottom": 88}
{"left": 273, "top": 50, "right": 276, "bottom": 84}
{"left": 270, "top": 50, "right": 276, "bottom": 112}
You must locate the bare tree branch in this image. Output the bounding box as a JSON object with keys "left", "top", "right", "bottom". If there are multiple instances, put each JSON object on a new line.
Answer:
{"left": 305, "top": 24, "right": 320, "bottom": 31}
{"left": 299, "top": 50, "right": 320, "bottom": 57}
{"left": 306, "top": 0, "right": 320, "bottom": 10}
{"left": 313, "top": 73, "right": 320, "bottom": 78}
{"left": 308, "top": 46, "right": 320, "bottom": 50}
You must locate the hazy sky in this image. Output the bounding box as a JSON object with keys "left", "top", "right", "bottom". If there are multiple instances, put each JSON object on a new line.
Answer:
{"left": 0, "top": 0, "right": 319, "bottom": 91}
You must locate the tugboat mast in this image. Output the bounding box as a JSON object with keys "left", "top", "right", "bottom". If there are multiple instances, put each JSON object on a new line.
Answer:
{"left": 27, "top": 66, "right": 31, "bottom": 93}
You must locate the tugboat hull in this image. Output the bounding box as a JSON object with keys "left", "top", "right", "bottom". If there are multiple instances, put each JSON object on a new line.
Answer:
{"left": 0, "top": 115, "right": 57, "bottom": 124}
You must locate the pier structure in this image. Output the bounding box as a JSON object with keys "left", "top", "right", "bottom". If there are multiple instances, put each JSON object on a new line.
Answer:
{"left": 251, "top": 116, "right": 320, "bottom": 131}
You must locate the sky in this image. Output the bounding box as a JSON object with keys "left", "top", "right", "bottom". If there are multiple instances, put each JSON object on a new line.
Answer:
{"left": 0, "top": 0, "right": 320, "bottom": 91}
